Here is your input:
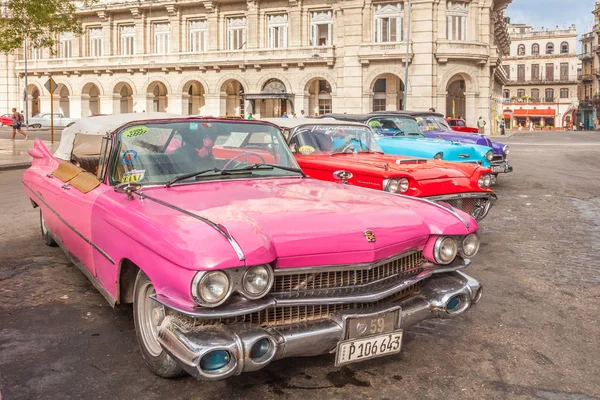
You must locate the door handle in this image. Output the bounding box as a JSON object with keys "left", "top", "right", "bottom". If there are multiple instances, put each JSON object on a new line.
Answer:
{"left": 46, "top": 174, "right": 53, "bottom": 178}
{"left": 61, "top": 184, "right": 71, "bottom": 190}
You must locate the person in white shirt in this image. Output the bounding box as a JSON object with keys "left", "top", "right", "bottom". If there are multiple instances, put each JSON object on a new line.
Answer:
{"left": 299, "top": 110, "right": 306, "bottom": 118}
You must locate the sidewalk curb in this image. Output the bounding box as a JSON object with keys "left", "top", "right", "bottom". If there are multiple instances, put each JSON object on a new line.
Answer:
{"left": 0, "top": 162, "right": 31, "bottom": 171}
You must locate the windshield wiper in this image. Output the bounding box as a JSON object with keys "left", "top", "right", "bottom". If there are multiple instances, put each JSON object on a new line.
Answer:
{"left": 240, "top": 163, "right": 306, "bottom": 176}
{"left": 166, "top": 168, "right": 224, "bottom": 187}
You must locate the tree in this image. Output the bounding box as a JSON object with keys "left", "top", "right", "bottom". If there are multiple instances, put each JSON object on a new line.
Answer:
{"left": 0, "top": 0, "right": 97, "bottom": 53}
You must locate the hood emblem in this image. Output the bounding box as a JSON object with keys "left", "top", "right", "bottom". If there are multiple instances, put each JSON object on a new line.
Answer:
{"left": 451, "top": 181, "right": 458, "bottom": 186}
{"left": 333, "top": 170, "right": 353, "bottom": 184}
{"left": 364, "top": 230, "right": 376, "bottom": 243}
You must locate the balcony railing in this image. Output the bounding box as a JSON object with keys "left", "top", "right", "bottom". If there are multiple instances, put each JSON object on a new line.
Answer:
{"left": 506, "top": 97, "right": 561, "bottom": 104}
{"left": 358, "top": 42, "right": 412, "bottom": 63}
{"left": 14, "top": 46, "right": 337, "bottom": 73}
{"left": 434, "top": 40, "right": 489, "bottom": 64}
{"left": 507, "top": 76, "right": 579, "bottom": 85}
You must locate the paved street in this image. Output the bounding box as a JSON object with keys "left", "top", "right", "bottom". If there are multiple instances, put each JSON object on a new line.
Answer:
{"left": 0, "top": 130, "right": 599, "bottom": 400}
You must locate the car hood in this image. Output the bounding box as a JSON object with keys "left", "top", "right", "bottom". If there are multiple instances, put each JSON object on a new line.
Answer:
{"left": 297, "top": 153, "right": 477, "bottom": 180}
{"left": 132, "top": 178, "right": 476, "bottom": 269}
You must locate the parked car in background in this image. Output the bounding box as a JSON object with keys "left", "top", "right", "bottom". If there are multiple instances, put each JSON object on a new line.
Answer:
{"left": 447, "top": 118, "right": 479, "bottom": 133}
{"left": 321, "top": 113, "right": 495, "bottom": 168}
{"left": 268, "top": 118, "right": 497, "bottom": 221}
{"left": 0, "top": 113, "right": 14, "bottom": 126}
{"left": 23, "top": 113, "right": 484, "bottom": 380}
{"left": 372, "top": 111, "right": 513, "bottom": 177}
{"left": 27, "top": 113, "right": 78, "bottom": 128}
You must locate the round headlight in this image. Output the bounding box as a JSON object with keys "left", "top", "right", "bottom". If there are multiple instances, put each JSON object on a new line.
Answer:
{"left": 242, "top": 265, "right": 273, "bottom": 298}
{"left": 478, "top": 173, "right": 492, "bottom": 188}
{"left": 461, "top": 233, "right": 480, "bottom": 257}
{"left": 503, "top": 145, "right": 510, "bottom": 155}
{"left": 193, "top": 271, "right": 231, "bottom": 306}
{"left": 434, "top": 236, "right": 458, "bottom": 265}
{"left": 485, "top": 150, "right": 494, "bottom": 162}
{"left": 398, "top": 178, "right": 409, "bottom": 193}
{"left": 384, "top": 179, "right": 400, "bottom": 193}
{"left": 434, "top": 152, "right": 443, "bottom": 160}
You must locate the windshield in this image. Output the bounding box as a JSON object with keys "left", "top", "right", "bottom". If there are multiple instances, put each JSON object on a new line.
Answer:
{"left": 433, "top": 116, "right": 452, "bottom": 131}
{"left": 415, "top": 116, "right": 442, "bottom": 131}
{"left": 369, "top": 117, "right": 425, "bottom": 138}
{"left": 288, "top": 124, "right": 383, "bottom": 155}
{"left": 111, "top": 120, "right": 300, "bottom": 185}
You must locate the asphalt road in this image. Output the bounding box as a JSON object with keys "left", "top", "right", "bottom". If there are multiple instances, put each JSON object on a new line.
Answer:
{"left": 1, "top": 131, "right": 599, "bottom": 400}
{"left": 0, "top": 126, "right": 64, "bottom": 142}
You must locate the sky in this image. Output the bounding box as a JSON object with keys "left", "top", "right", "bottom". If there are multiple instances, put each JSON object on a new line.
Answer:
{"left": 505, "top": 0, "right": 596, "bottom": 39}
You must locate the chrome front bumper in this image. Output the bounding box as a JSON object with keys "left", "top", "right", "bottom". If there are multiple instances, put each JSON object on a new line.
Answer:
{"left": 156, "top": 271, "right": 482, "bottom": 380}
{"left": 425, "top": 192, "right": 497, "bottom": 221}
{"left": 490, "top": 159, "right": 513, "bottom": 175}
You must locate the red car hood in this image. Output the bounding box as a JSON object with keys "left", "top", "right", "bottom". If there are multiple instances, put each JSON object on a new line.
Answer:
{"left": 136, "top": 178, "right": 476, "bottom": 269}
{"left": 296, "top": 153, "right": 478, "bottom": 180}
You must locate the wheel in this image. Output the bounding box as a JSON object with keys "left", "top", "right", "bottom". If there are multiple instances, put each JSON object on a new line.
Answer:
{"left": 40, "top": 210, "right": 58, "bottom": 247}
{"left": 31, "top": 124, "right": 42, "bottom": 128}
{"left": 133, "top": 270, "right": 184, "bottom": 378}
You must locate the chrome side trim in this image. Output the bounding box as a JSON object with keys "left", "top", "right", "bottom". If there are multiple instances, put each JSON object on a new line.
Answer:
{"left": 425, "top": 193, "right": 497, "bottom": 221}
{"left": 22, "top": 180, "right": 115, "bottom": 265}
{"left": 398, "top": 193, "right": 470, "bottom": 229}
{"left": 141, "top": 193, "right": 245, "bottom": 262}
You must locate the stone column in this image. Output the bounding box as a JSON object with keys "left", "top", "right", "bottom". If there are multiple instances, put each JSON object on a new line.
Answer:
{"left": 167, "top": 94, "right": 185, "bottom": 115}
{"left": 101, "top": 13, "right": 113, "bottom": 57}
{"left": 69, "top": 95, "right": 83, "bottom": 119}
{"left": 206, "top": 6, "right": 219, "bottom": 51}
{"left": 134, "top": 11, "right": 147, "bottom": 55}
{"left": 169, "top": 7, "right": 181, "bottom": 53}
{"left": 40, "top": 95, "right": 51, "bottom": 113}
{"left": 247, "top": 0, "right": 259, "bottom": 49}
{"left": 289, "top": 3, "right": 301, "bottom": 47}
{"left": 99, "top": 95, "right": 113, "bottom": 115}
{"left": 295, "top": 94, "right": 306, "bottom": 114}
{"left": 204, "top": 93, "right": 221, "bottom": 116}
{"left": 132, "top": 94, "right": 147, "bottom": 113}
{"left": 338, "top": 3, "right": 364, "bottom": 113}
{"left": 465, "top": 92, "right": 477, "bottom": 127}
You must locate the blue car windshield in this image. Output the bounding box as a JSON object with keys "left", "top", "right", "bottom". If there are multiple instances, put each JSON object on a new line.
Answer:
{"left": 368, "top": 118, "right": 425, "bottom": 138}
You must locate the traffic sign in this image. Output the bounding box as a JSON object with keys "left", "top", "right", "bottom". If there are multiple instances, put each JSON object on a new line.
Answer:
{"left": 44, "top": 78, "right": 58, "bottom": 94}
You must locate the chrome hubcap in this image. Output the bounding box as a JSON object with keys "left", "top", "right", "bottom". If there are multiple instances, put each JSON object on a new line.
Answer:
{"left": 137, "top": 282, "right": 163, "bottom": 357}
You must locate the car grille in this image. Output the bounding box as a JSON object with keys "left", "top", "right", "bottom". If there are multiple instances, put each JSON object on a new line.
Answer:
{"left": 442, "top": 197, "right": 488, "bottom": 219}
{"left": 187, "top": 251, "right": 426, "bottom": 327}
{"left": 272, "top": 251, "right": 424, "bottom": 294}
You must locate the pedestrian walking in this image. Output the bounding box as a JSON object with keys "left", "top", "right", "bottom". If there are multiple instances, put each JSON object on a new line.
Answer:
{"left": 247, "top": 112, "right": 254, "bottom": 120}
{"left": 281, "top": 112, "right": 288, "bottom": 118}
{"left": 11, "top": 108, "right": 27, "bottom": 140}
{"left": 529, "top": 120, "right": 534, "bottom": 131}
{"left": 429, "top": 107, "right": 436, "bottom": 113}
{"left": 299, "top": 110, "right": 306, "bottom": 118}
{"left": 477, "top": 116, "right": 485, "bottom": 134}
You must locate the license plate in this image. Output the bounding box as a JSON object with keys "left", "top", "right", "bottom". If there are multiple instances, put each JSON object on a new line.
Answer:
{"left": 345, "top": 311, "right": 398, "bottom": 339}
{"left": 335, "top": 331, "right": 403, "bottom": 366}
{"left": 491, "top": 166, "right": 505, "bottom": 173}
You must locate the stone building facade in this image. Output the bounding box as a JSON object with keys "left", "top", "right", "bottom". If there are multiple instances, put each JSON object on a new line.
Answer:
{"left": 1, "top": 0, "right": 511, "bottom": 129}
{"left": 502, "top": 23, "right": 579, "bottom": 129}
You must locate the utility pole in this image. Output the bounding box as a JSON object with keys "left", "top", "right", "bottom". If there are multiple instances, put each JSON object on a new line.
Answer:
{"left": 403, "top": 0, "right": 412, "bottom": 110}
{"left": 50, "top": 76, "right": 54, "bottom": 143}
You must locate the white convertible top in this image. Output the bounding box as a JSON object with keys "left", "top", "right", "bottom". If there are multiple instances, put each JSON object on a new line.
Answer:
{"left": 55, "top": 112, "right": 179, "bottom": 160}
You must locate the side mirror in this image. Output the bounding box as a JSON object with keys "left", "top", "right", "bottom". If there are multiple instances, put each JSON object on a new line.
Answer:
{"left": 114, "top": 182, "right": 142, "bottom": 200}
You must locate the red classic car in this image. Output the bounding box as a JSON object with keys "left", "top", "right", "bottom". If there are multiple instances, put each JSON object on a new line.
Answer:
{"left": 0, "top": 113, "right": 14, "bottom": 126}
{"left": 269, "top": 119, "right": 497, "bottom": 221}
{"left": 447, "top": 118, "right": 479, "bottom": 133}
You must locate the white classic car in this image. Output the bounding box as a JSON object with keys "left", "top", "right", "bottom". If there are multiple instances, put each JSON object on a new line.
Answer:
{"left": 27, "top": 113, "right": 79, "bottom": 128}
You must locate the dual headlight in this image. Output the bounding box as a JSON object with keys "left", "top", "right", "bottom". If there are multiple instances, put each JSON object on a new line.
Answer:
{"left": 191, "top": 265, "right": 274, "bottom": 307}
{"left": 433, "top": 234, "right": 480, "bottom": 265}
{"left": 485, "top": 150, "right": 494, "bottom": 162}
{"left": 383, "top": 178, "right": 410, "bottom": 193}
{"left": 503, "top": 145, "right": 510, "bottom": 155}
{"left": 478, "top": 173, "right": 492, "bottom": 188}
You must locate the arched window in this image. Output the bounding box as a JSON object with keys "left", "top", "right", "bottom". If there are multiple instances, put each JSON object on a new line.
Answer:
{"left": 560, "top": 42, "right": 569, "bottom": 54}
{"left": 517, "top": 44, "right": 525, "bottom": 56}
{"left": 546, "top": 43, "right": 554, "bottom": 54}
{"left": 517, "top": 89, "right": 525, "bottom": 98}
{"left": 545, "top": 88, "right": 554, "bottom": 101}
{"left": 531, "top": 43, "right": 539, "bottom": 56}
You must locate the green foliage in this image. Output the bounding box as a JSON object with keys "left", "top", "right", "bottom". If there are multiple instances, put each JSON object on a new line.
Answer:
{"left": 0, "top": 0, "right": 97, "bottom": 53}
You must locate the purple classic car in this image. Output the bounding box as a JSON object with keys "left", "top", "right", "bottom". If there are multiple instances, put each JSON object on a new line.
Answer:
{"left": 23, "top": 114, "right": 484, "bottom": 380}
{"left": 371, "top": 111, "right": 513, "bottom": 178}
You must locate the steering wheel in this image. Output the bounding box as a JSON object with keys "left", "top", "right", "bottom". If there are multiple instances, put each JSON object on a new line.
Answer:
{"left": 335, "top": 142, "right": 360, "bottom": 154}
{"left": 222, "top": 151, "right": 267, "bottom": 170}
{"left": 392, "top": 130, "right": 406, "bottom": 137}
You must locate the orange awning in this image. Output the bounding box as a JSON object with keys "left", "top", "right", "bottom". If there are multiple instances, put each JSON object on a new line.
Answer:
{"left": 503, "top": 113, "right": 512, "bottom": 119}
{"left": 513, "top": 109, "right": 555, "bottom": 117}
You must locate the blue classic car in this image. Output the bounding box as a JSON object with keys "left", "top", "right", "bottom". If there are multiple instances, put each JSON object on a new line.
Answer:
{"left": 375, "top": 112, "right": 513, "bottom": 176}
{"left": 320, "top": 114, "right": 495, "bottom": 167}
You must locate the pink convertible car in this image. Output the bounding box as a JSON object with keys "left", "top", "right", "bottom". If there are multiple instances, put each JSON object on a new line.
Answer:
{"left": 23, "top": 114, "right": 484, "bottom": 380}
